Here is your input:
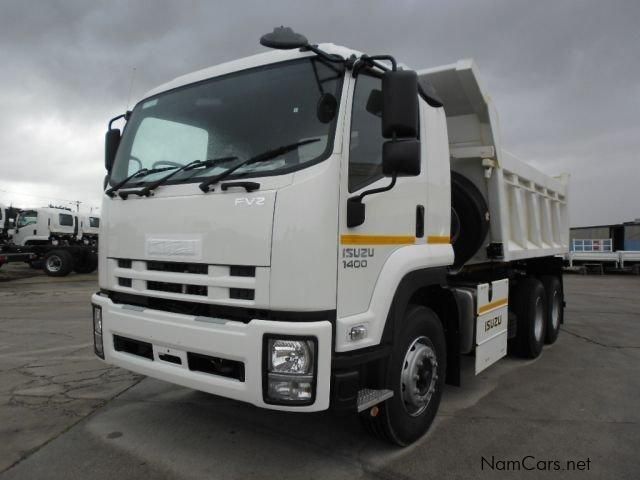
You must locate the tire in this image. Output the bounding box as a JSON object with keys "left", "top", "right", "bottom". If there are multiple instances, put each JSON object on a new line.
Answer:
{"left": 511, "top": 276, "right": 547, "bottom": 358}
{"left": 361, "top": 305, "right": 446, "bottom": 446}
{"left": 73, "top": 253, "right": 98, "bottom": 274}
{"left": 29, "top": 259, "right": 44, "bottom": 270}
{"left": 541, "top": 275, "right": 563, "bottom": 344}
{"left": 450, "top": 172, "right": 490, "bottom": 269}
{"left": 43, "top": 250, "right": 74, "bottom": 277}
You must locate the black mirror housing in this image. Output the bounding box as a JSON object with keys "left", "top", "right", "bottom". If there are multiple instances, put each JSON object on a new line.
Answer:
{"left": 383, "top": 139, "right": 420, "bottom": 176}
{"left": 105, "top": 129, "right": 121, "bottom": 172}
{"left": 382, "top": 70, "right": 418, "bottom": 138}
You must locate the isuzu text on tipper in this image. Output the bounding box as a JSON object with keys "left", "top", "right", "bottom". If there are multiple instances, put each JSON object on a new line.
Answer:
{"left": 92, "top": 28, "right": 569, "bottom": 445}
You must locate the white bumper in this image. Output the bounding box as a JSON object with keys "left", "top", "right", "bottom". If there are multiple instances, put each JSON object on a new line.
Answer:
{"left": 91, "top": 294, "right": 332, "bottom": 411}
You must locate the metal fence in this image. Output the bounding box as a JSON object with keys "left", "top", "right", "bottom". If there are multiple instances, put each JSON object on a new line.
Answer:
{"left": 571, "top": 238, "right": 612, "bottom": 252}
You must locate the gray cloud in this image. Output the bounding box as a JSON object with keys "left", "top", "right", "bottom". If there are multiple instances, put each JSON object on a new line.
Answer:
{"left": 0, "top": 0, "right": 638, "bottom": 225}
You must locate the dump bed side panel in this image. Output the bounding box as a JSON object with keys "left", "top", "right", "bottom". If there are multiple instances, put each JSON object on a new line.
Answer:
{"left": 419, "top": 60, "right": 569, "bottom": 264}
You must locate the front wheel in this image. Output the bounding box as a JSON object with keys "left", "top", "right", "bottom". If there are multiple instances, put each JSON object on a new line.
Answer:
{"left": 43, "top": 250, "right": 74, "bottom": 277}
{"left": 361, "top": 305, "right": 446, "bottom": 446}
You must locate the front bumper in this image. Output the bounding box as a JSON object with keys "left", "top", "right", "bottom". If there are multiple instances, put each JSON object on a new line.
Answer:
{"left": 91, "top": 294, "right": 332, "bottom": 411}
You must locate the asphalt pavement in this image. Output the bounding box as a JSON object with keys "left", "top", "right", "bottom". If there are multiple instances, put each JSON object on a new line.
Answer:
{"left": 1, "top": 266, "right": 638, "bottom": 479}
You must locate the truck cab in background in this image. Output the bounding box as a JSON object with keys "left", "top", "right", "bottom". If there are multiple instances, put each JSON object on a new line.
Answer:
{"left": 0, "top": 203, "right": 7, "bottom": 240}
{"left": 92, "top": 28, "right": 569, "bottom": 446}
{"left": 11, "top": 207, "right": 78, "bottom": 247}
{"left": 79, "top": 214, "right": 101, "bottom": 245}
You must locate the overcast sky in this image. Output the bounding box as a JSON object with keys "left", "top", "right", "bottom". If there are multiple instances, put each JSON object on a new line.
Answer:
{"left": 0, "top": 0, "right": 638, "bottom": 226}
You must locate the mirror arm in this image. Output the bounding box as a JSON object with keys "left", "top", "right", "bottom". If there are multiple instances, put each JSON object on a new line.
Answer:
{"left": 356, "top": 173, "right": 397, "bottom": 203}
{"left": 108, "top": 110, "right": 131, "bottom": 130}
{"left": 346, "top": 173, "right": 398, "bottom": 228}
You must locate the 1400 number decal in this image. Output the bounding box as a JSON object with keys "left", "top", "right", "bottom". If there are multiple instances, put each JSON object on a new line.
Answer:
{"left": 342, "top": 248, "right": 374, "bottom": 269}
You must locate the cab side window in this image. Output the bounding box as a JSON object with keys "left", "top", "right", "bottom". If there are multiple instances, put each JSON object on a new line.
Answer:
{"left": 348, "top": 75, "right": 384, "bottom": 192}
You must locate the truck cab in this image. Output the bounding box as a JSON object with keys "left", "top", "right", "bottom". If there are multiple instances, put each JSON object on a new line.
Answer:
{"left": 12, "top": 207, "right": 78, "bottom": 246}
{"left": 79, "top": 214, "right": 100, "bottom": 245}
{"left": 92, "top": 29, "right": 568, "bottom": 445}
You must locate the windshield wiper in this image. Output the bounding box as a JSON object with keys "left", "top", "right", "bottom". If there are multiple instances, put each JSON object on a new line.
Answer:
{"left": 199, "top": 139, "right": 320, "bottom": 193}
{"left": 119, "top": 156, "right": 237, "bottom": 199}
{"left": 105, "top": 166, "right": 175, "bottom": 198}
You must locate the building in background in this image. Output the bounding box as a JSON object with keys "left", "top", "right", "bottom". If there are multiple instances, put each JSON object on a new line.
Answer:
{"left": 570, "top": 219, "right": 640, "bottom": 252}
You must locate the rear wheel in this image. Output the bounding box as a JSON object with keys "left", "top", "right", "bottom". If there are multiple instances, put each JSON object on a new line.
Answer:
{"left": 43, "top": 250, "right": 74, "bottom": 277}
{"left": 361, "top": 305, "right": 446, "bottom": 446}
{"left": 73, "top": 253, "right": 98, "bottom": 274}
{"left": 541, "top": 275, "right": 563, "bottom": 344}
{"left": 29, "top": 259, "right": 43, "bottom": 270}
{"left": 511, "top": 277, "right": 547, "bottom": 358}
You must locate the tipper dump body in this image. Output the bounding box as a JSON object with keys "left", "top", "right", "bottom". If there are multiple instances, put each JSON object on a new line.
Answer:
{"left": 420, "top": 60, "right": 569, "bottom": 266}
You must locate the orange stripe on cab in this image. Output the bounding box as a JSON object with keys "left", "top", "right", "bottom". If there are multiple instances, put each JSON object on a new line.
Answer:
{"left": 426, "top": 235, "right": 451, "bottom": 244}
{"left": 340, "top": 235, "right": 416, "bottom": 245}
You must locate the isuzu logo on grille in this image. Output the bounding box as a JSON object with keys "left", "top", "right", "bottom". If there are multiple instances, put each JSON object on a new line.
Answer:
{"left": 145, "top": 235, "right": 203, "bottom": 260}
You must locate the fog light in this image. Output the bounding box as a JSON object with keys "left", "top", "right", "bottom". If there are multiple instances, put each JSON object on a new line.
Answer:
{"left": 92, "top": 305, "right": 104, "bottom": 359}
{"left": 267, "top": 375, "right": 313, "bottom": 402}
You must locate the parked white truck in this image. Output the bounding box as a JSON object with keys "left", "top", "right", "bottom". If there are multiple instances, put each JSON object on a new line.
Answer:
{"left": 0, "top": 203, "right": 7, "bottom": 240}
{"left": 3, "top": 207, "right": 98, "bottom": 276}
{"left": 79, "top": 214, "right": 101, "bottom": 245}
{"left": 12, "top": 207, "right": 78, "bottom": 246}
{"left": 92, "top": 28, "right": 569, "bottom": 445}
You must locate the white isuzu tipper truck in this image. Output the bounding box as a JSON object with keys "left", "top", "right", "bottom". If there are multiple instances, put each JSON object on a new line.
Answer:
{"left": 92, "top": 28, "right": 569, "bottom": 445}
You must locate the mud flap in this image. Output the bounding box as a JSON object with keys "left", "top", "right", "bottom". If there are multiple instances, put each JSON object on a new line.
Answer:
{"left": 475, "top": 279, "right": 509, "bottom": 374}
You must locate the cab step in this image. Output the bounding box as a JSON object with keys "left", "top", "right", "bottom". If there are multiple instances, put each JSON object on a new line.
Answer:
{"left": 356, "top": 388, "right": 394, "bottom": 412}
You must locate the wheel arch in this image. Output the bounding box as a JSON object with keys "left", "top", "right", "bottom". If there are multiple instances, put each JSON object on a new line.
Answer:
{"left": 382, "top": 268, "right": 461, "bottom": 386}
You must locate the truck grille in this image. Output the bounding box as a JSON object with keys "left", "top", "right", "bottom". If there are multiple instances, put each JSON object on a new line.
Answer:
{"left": 147, "top": 281, "right": 208, "bottom": 297}
{"left": 109, "top": 258, "right": 263, "bottom": 307}
{"left": 147, "top": 261, "right": 208, "bottom": 275}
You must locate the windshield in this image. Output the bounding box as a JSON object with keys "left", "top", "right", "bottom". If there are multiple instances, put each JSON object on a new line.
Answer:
{"left": 17, "top": 210, "right": 37, "bottom": 228}
{"left": 89, "top": 217, "right": 100, "bottom": 228}
{"left": 110, "top": 58, "right": 345, "bottom": 186}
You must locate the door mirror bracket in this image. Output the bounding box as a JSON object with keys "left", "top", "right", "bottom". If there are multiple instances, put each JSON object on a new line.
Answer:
{"left": 346, "top": 174, "right": 397, "bottom": 228}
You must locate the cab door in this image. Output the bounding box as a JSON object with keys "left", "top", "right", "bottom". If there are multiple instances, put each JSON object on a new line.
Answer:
{"left": 337, "top": 72, "right": 428, "bottom": 318}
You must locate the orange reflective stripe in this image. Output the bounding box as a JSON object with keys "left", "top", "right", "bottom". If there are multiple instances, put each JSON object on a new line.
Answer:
{"left": 340, "top": 235, "right": 415, "bottom": 245}
{"left": 426, "top": 235, "right": 451, "bottom": 244}
{"left": 478, "top": 298, "right": 508, "bottom": 315}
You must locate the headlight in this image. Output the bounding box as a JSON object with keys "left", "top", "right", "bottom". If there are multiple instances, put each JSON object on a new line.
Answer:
{"left": 264, "top": 336, "right": 316, "bottom": 405}
{"left": 269, "top": 339, "right": 313, "bottom": 374}
{"left": 92, "top": 305, "right": 104, "bottom": 359}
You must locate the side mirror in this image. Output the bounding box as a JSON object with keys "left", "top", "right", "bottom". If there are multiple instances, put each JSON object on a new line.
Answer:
{"left": 105, "top": 129, "right": 121, "bottom": 172}
{"left": 382, "top": 139, "right": 420, "bottom": 176}
{"left": 346, "top": 70, "right": 421, "bottom": 229}
{"left": 382, "top": 70, "right": 418, "bottom": 138}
